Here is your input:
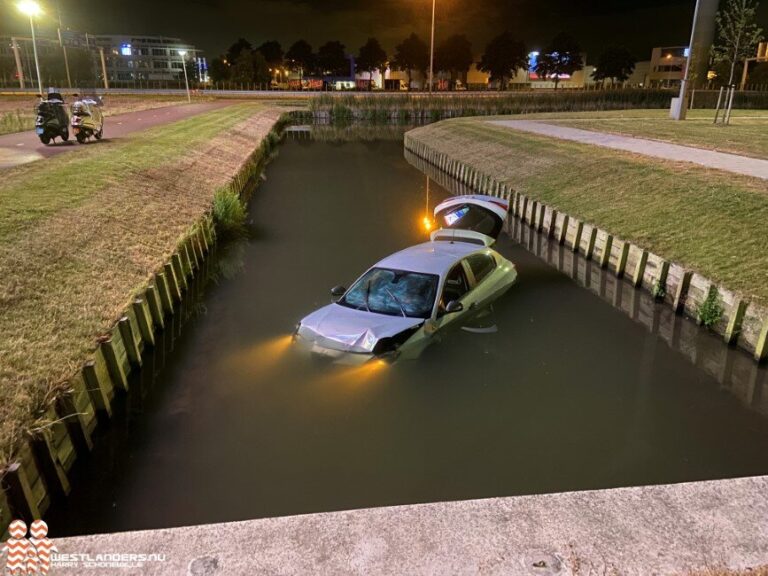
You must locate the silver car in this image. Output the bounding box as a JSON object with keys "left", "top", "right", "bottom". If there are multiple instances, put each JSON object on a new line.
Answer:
{"left": 295, "top": 195, "right": 517, "bottom": 363}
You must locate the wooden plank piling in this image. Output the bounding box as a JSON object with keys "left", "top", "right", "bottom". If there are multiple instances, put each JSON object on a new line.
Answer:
{"left": 600, "top": 235, "right": 613, "bottom": 269}
{"left": 164, "top": 263, "right": 182, "bottom": 303}
{"left": 725, "top": 300, "right": 748, "bottom": 346}
{"left": 102, "top": 339, "right": 129, "bottom": 391}
{"left": 633, "top": 250, "right": 649, "bottom": 288}
{"left": 54, "top": 377, "right": 95, "bottom": 456}
{"left": 82, "top": 360, "right": 114, "bottom": 419}
{"left": 145, "top": 285, "right": 165, "bottom": 329}
{"left": 31, "top": 433, "right": 71, "bottom": 500}
{"left": 132, "top": 299, "right": 155, "bottom": 347}
{"left": 673, "top": 271, "right": 693, "bottom": 314}
{"left": 1, "top": 461, "right": 42, "bottom": 521}
{"left": 118, "top": 317, "right": 142, "bottom": 366}
{"left": 172, "top": 254, "right": 187, "bottom": 291}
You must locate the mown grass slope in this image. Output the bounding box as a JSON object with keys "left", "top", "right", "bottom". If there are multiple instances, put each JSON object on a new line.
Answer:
{"left": 407, "top": 117, "right": 768, "bottom": 305}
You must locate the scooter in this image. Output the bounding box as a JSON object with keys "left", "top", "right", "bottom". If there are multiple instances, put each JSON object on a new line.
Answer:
{"left": 34, "top": 91, "right": 69, "bottom": 145}
{"left": 70, "top": 95, "right": 104, "bottom": 144}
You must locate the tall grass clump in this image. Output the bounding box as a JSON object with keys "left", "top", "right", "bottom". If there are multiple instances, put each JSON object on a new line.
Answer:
{"left": 697, "top": 287, "right": 724, "bottom": 328}
{"left": 308, "top": 89, "right": 768, "bottom": 124}
{"left": 213, "top": 187, "right": 247, "bottom": 239}
{"left": 0, "top": 110, "right": 34, "bottom": 135}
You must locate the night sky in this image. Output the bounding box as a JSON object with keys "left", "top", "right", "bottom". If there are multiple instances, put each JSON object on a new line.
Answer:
{"left": 2, "top": 0, "right": 767, "bottom": 63}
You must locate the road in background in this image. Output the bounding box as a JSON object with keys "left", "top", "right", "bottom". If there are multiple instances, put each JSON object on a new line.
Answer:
{"left": 0, "top": 101, "right": 233, "bottom": 169}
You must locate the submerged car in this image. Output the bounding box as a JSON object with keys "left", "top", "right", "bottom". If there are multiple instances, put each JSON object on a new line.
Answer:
{"left": 295, "top": 195, "right": 517, "bottom": 363}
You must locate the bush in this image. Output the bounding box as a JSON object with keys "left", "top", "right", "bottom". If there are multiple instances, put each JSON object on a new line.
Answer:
{"left": 697, "top": 287, "right": 724, "bottom": 328}
{"left": 212, "top": 187, "right": 247, "bottom": 239}
{"left": 652, "top": 279, "right": 666, "bottom": 300}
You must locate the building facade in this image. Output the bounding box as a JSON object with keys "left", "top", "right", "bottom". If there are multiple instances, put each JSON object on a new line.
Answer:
{"left": 648, "top": 46, "right": 688, "bottom": 87}
{"left": 88, "top": 35, "right": 205, "bottom": 83}
{"left": 0, "top": 33, "right": 205, "bottom": 87}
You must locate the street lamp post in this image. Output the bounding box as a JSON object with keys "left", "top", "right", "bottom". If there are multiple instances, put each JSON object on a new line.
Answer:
{"left": 17, "top": 1, "right": 44, "bottom": 96}
{"left": 178, "top": 50, "right": 191, "bottom": 103}
{"left": 428, "top": 0, "right": 436, "bottom": 93}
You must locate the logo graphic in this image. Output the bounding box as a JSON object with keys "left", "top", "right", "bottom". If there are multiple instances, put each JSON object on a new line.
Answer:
{"left": 1, "top": 519, "right": 56, "bottom": 575}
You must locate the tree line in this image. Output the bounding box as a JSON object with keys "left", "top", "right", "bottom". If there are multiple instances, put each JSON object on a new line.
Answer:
{"left": 211, "top": 0, "right": 764, "bottom": 90}
{"left": 210, "top": 32, "right": 637, "bottom": 90}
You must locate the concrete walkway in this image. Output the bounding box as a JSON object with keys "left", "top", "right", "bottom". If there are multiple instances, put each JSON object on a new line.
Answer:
{"left": 49, "top": 476, "right": 768, "bottom": 575}
{"left": 488, "top": 119, "right": 768, "bottom": 180}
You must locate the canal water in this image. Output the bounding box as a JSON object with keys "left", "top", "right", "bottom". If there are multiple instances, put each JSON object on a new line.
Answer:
{"left": 51, "top": 135, "right": 768, "bottom": 536}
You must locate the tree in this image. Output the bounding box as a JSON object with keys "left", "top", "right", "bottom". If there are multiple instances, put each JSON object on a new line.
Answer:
{"left": 286, "top": 40, "right": 314, "bottom": 75}
{"left": 256, "top": 40, "right": 284, "bottom": 68}
{"left": 317, "top": 41, "right": 348, "bottom": 76}
{"left": 392, "top": 33, "right": 429, "bottom": 89}
{"left": 435, "top": 34, "right": 474, "bottom": 87}
{"left": 592, "top": 46, "right": 636, "bottom": 85}
{"left": 712, "top": 0, "right": 764, "bottom": 86}
{"left": 209, "top": 57, "right": 230, "bottom": 83}
{"left": 356, "top": 37, "right": 388, "bottom": 86}
{"left": 478, "top": 31, "right": 528, "bottom": 90}
{"left": 230, "top": 49, "right": 270, "bottom": 86}
{"left": 226, "top": 38, "right": 252, "bottom": 64}
{"left": 536, "top": 32, "right": 583, "bottom": 89}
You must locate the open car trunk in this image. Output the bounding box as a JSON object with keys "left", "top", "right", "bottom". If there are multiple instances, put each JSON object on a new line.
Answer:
{"left": 432, "top": 195, "right": 509, "bottom": 246}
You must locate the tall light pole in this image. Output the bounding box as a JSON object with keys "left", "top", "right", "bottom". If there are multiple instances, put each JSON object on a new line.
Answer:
{"left": 17, "top": 0, "right": 44, "bottom": 96}
{"left": 178, "top": 50, "right": 191, "bottom": 103}
{"left": 428, "top": 0, "right": 436, "bottom": 93}
{"left": 671, "top": 0, "right": 718, "bottom": 120}
{"left": 56, "top": 0, "right": 72, "bottom": 89}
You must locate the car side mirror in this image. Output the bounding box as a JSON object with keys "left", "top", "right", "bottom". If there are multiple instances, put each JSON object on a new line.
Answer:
{"left": 445, "top": 300, "right": 463, "bottom": 314}
{"left": 330, "top": 285, "right": 346, "bottom": 298}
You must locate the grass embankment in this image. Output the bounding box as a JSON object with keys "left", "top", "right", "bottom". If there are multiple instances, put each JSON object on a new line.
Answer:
{"left": 0, "top": 94, "right": 212, "bottom": 136}
{"left": 407, "top": 117, "right": 768, "bottom": 304}
{"left": 520, "top": 109, "right": 768, "bottom": 159}
{"left": 0, "top": 102, "right": 288, "bottom": 467}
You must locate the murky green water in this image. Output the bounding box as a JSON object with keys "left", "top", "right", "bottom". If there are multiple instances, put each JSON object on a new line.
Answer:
{"left": 51, "top": 136, "right": 768, "bottom": 536}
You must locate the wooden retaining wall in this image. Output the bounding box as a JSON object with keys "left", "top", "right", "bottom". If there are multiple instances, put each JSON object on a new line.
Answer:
{"left": 508, "top": 219, "right": 768, "bottom": 417}
{"left": 0, "top": 118, "right": 287, "bottom": 535}
{"left": 403, "top": 136, "right": 768, "bottom": 365}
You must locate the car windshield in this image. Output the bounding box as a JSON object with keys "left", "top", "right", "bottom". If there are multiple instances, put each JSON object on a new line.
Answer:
{"left": 339, "top": 268, "right": 438, "bottom": 319}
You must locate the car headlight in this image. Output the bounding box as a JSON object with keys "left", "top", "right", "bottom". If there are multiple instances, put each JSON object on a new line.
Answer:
{"left": 361, "top": 330, "right": 377, "bottom": 352}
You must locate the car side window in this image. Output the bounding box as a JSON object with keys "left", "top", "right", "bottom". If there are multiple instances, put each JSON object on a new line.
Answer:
{"left": 439, "top": 263, "right": 470, "bottom": 315}
{"left": 466, "top": 253, "right": 497, "bottom": 284}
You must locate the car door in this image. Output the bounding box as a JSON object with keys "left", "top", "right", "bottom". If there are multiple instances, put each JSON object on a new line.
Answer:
{"left": 463, "top": 252, "right": 499, "bottom": 309}
{"left": 435, "top": 261, "right": 473, "bottom": 329}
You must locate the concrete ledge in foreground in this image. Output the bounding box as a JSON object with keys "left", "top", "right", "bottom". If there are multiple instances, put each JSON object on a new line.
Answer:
{"left": 51, "top": 476, "right": 768, "bottom": 575}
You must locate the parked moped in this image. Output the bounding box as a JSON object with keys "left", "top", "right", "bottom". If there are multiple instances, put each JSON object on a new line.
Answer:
{"left": 70, "top": 95, "right": 104, "bottom": 144}
{"left": 34, "top": 90, "right": 69, "bottom": 145}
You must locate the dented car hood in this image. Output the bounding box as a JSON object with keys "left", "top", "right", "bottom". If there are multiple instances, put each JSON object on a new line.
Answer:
{"left": 298, "top": 303, "right": 424, "bottom": 353}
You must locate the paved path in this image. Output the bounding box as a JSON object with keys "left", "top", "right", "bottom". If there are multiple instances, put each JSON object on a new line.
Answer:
{"left": 50, "top": 476, "right": 768, "bottom": 575}
{"left": 489, "top": 119, "right": 768, "bottom": 180}
{"left": 0, "top": 101, "right": 232, "bottom": 169}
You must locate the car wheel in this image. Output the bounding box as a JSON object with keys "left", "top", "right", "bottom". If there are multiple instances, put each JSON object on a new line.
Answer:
{"left": 94, "top": 129, "right": 103, "bottom": 140}
{"left": 76, "top": 132, "right": 87, "bottom": 144}
{"left": 61, "top": 129, "right": 69, "bottom": 142}
{"left": 40, "top": 135, "right": 51, "bottom": 145}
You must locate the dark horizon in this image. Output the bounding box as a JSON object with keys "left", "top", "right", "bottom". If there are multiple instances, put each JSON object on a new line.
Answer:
{"left": 1, "top": 0, "right": 767, "bottom": 63}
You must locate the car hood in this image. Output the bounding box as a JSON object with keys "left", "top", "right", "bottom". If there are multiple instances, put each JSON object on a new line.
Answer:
{"left": 299, "top": 303, "right": 424, "bottom": 352}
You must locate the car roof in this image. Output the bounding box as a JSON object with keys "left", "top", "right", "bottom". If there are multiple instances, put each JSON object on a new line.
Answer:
{"left": 374, "top": 240, "right": 483, "bottom": 277}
